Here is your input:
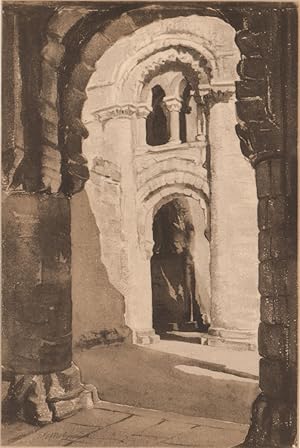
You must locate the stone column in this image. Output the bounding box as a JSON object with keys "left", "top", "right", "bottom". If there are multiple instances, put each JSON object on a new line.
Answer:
{"left": 208, "top": 89, "right": 259, "bottom": 344}
{"left": 136, "top": 104, "right": 152, "bottom": 150}
{"left": 98, "top": 105, "right": 159, "bottom": 345}
{"left": 234, "top": 15, "right": 297, "bottom": 445}
{"left": 2, "top": 193, "right": 98, "bottom": 425}
{"left": 194, "top": 90, "right": 209, "bottom": 143}
{"left": 164, "top": 97, "right": 182, "bottom": 145}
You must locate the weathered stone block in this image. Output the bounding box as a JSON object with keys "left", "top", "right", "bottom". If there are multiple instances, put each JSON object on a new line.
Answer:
{"left": 41, "top": 39, "right": 65, "bottom": 68}
{"left": 270, "top": 230, "right": 288, "bottom": 259}
{"left": 62, "top": 87, "right": 87, "bottom": 122}
{"left": 259, "top": 260, "right": 273, "bottom": 296}
{"left": 235, "top": 30, "right": 266, "bottom": 57}
{"left": 256, "top": 161, "right": 271, "bottom": 198}
{"left": 258, "top": 198, "right": 269, "bottom": 230}
{"left": 237, "top": 57, "right": 266, "bottom": 81}
{"left": 70, "top": 62, "right": 95, "bottom": 92}
{"left": 260, "top": 296, "right": 289, "bottom": 326}
{"left": 81, "top": 32, "right": 110, "bottom": 67}
{"left": 273, "top": 259, "right": 288, "bottom": 296}
{"left": 260, "top": 296, "right": 275, "bottom": 324}
{"left": 271, "top": 159, "right": 286, "bottom": 196}
{"left": 41, "top": 117, "right": 58, "bottom": 146}
{"left": 267, "top": 197, "right": 287, "bottom": 228}
{"left": 103, "top": 15, "right": 137, "bottom": 42}
{"left": 41, "top": 62, "right": 58, "bottom": 105}
{"left": 259, "top": 358, "right": 286, "bottom": 398}
{"left": 47, "top": 9, "right": 88, "bottom": 40}
{"left": 235, "top": 79, "right": 266, "bottom": 99}
{"left": 236, "top": 98, "right": 266, "bottom": 122}
{"left": 258, "top": 230, "right": 271, "bottom": 261}
{"left": 258, "top": 322, "right": 286, "bottom": 360}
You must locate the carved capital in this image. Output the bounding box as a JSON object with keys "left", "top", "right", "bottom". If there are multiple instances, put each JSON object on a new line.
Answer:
{"left": 235, "top": 120, "right": 283, "bottom": 167}
{"left": 95, "top": 104, "right": 136, "bottom": 123}
{"left": 136, "top": 104, "right": 152, "bottom": 119}
{"left": 163, "top": 97, "right": 182, "bottom": 113}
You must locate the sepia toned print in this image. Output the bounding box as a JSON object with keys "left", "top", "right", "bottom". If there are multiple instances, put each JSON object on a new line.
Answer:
{"left": 1, "top": 2, "right": 297, "bottom": 447}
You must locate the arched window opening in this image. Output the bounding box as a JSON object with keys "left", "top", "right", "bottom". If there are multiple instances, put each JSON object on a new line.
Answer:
{"left": 146, "top": 85, "right": 169, "bottom": 146}
{"left": 179, "top": 83, "right": 192, "bottom": 143}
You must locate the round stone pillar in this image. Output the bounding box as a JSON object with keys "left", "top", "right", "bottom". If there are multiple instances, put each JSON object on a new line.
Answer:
{"left": 164, "top": 97, "right": 182, "bottom": 145}
{"left": 208, "top": 91, "right": 259, "bottom": 343}
{"left": 2, "top": 193, "right": 98, "bottom": 424}
{"left": 136, "top": 104, "right": 152, "bottom": 149}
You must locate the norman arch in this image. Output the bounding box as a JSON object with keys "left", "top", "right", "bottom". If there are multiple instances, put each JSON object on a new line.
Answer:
{"left": 2, "top": 4, "right": 296, "bottom": 446}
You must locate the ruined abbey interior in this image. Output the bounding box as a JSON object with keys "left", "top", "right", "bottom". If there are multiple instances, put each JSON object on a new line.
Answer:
{"left": 2, "top": 2, "right": 297, "bottom": 447}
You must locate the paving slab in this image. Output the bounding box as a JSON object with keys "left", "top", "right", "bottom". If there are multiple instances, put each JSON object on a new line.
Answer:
{"left": 164, "top": 424, "right": 247, "bottom": 447}
{"left": 5, "top": 401, "right": 249, "bottom": 448}
{"left": 10, "top": 422, "right": 97, "bottom": 446}
{"left": 66, "top": 408, "right": 131, "bottom": 427}
{"left": 95, "top": 401, "right": 249, "bottom": 430}
{"left": 122, "top": 434, "right": 175, "bottom": 447}
{"left": 139, "top": 420, "right": 196, "bottom": 438}
{"left": 1, "top": 421, "right": 39, "bottom": 446}
{"left": 87, "top": 414, "right": 164, "bottom": 437}
{"left": 68, "top": 437, "right": 129, "bottom": 446}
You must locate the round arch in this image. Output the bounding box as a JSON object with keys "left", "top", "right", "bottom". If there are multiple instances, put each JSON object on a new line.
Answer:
{"left": 137, "top": 182, "right": 209, "bottom": 259}
{"left": 34, "top": 4, "right": 296, "bottom": 443}
{"left": 39, "top": 9, "right": 239, "bottom": 193}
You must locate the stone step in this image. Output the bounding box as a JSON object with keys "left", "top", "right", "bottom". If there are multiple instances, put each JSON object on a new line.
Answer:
{"left": 162, "top": 330, "right": 256, "bottom": 351}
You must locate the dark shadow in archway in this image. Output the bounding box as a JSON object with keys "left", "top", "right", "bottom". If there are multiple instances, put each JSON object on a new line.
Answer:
{"left": 151, "top": 197, "right": 209, "bottom": 338}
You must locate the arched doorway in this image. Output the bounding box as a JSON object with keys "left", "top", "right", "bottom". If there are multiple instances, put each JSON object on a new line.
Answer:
{"left": 151, "top": 197, "right": 210, "bottom": 335}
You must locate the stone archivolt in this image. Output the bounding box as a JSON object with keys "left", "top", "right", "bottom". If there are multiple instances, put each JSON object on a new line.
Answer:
{"left": 3, "top": 6, "right": 296, "bottom": 445}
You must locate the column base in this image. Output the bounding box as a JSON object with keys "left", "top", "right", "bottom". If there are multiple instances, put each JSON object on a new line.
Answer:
{"left": 2, "top": 362, "right": 99, "bottom": 425}
{"left": 196, "top": 134, "right": 206, "bottom": 143}
{"left": 208, "top": 327, "right": 256, "bottom": 340}
{"left": 135, "top": 329, "right": 160, "bottom": 345}
{"left": 207, "top": 327, "right": 257, "bottom": 351}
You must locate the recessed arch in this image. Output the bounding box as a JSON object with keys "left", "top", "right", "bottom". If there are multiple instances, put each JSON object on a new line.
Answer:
{"left": 137, "top": 182, "right": 209, "bottom": 258}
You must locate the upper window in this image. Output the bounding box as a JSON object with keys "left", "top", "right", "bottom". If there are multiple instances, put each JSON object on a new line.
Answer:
{"left": 146, "top": 85, "right": 169, "bottom": 146}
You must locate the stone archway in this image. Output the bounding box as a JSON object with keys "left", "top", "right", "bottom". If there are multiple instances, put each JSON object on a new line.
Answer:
{"left": 77, "top": 15, "right": 256, "bottom": 346}
{"left": 3, "top": 4, "right": 297, "bottom": 446}
{"left": 57, "top": 8, "right": 297, "bottom": 444}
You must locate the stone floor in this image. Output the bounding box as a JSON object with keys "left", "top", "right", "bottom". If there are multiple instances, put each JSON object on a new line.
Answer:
{"left": 142, "top": 339, "right": 259, "bottom": 379}
{"left": 2, "top": 401, "right": 249, "bottom": 447}
{"left": 74, "top": 342, "right": 259, "bottom": 424}
{"left": 2, "top": 342, "right": 260, "bottom": 447}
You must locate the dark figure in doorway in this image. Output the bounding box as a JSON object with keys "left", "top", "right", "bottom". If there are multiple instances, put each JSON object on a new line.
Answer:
{"left": 151, "top": 200, "right": 207, "bottom": 333}
{"left": 146, "top": 85, "right": 169, "bottom": 146}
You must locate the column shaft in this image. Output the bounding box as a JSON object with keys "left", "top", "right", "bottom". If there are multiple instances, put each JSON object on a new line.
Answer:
{"left": 104, "top": 114, "right": 158, "bottom": 344}
{"left": 209, "top": 98, "right": 259, "bottom": 340}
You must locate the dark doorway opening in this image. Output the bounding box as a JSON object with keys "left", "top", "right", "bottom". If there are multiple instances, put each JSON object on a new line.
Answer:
{"left": 151, "top": 198, "right": 208, "bottom": 336}
{"left": 146, "top": 85, "right": 169, "bottom": 146}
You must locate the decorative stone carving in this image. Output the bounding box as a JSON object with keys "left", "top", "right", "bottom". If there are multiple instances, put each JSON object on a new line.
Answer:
{"left": 96, "top": 104, "right": 137, "bottom": 123}
{"left": 3, "top": 362, "right": 99, "bottom": 425}
{"left": 163, "top": 96, "right": 182, "bottom": 113}
{"left": 136, "top": 104, "right": 152, "bottom": 119}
